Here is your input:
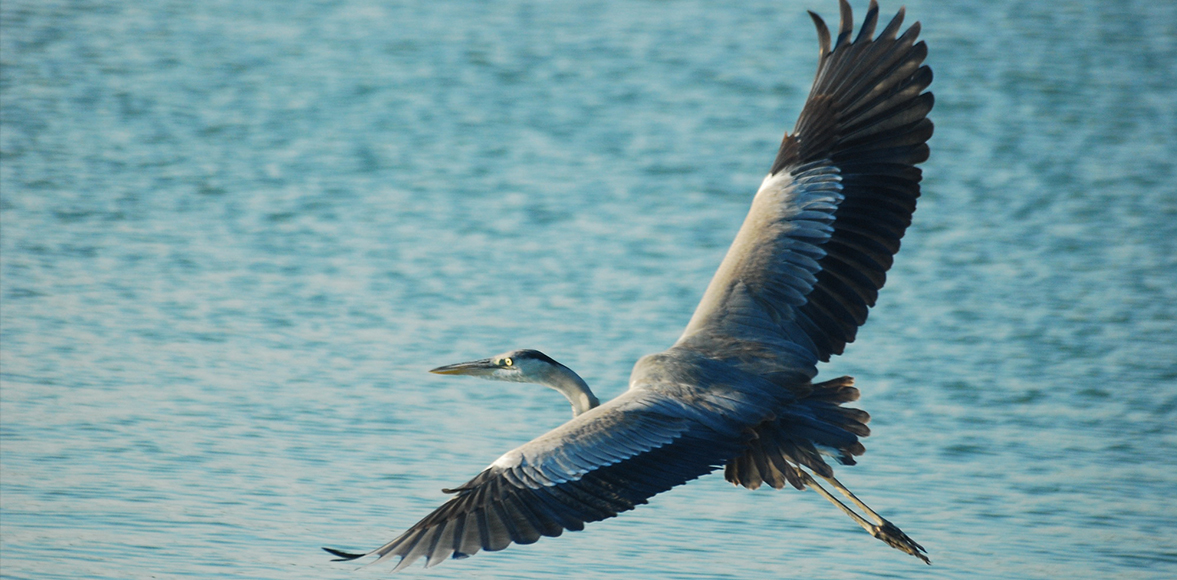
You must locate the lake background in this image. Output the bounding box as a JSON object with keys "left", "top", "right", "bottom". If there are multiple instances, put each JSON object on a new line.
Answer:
{"left": 2, "top": 0, "right": 1174, "bottom": 578}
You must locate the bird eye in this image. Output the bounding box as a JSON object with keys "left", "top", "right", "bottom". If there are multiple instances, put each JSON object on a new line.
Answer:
{"left": 502, "top": 357, "right": 513, "bottom": 367}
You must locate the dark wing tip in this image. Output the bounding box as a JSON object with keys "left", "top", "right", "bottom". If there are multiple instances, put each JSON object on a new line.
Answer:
{"left": 808, "top": 11, "right": 832, "bottom": 58}
{"left": 835, "top": 0, "right": 854, "bottom": 50}
{"left": 323, "top": 546, "right": 367, "bottom": 562}
{"left": 855, "top": 0, "right": 880, "bottom": 42}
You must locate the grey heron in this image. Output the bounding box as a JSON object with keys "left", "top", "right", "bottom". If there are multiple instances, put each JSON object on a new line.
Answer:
{"left": 326, "top": 0, "right": 934, "bottom": 571}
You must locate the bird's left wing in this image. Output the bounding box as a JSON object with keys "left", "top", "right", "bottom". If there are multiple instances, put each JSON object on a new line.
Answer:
{"left": 326, "top": 388, "right": 745, "bottom": 572}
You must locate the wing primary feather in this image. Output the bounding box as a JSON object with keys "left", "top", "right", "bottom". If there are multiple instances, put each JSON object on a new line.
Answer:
{"left": 878, "top": 5, "right": 905, "bottom": 40}
{"left": 531, "top": 487, "right": 588, "bottom": 530}
{"left": 854, "top": 0, "right": 880, "bottom": 43}
{"left": 808, "top": 11, "right": 832, "bottom": 59}
{"left": 501, "top": 495, "right": 543, "bottom": 545}
{"left": 487, "top": 500, "right": 526, "bottom": 548}
{"left": 508, "top": 492, "right": 563, "bottom": 538}
{"left": 459, "top": 509, "right": 485, "bottom": 558}
{"left": 834, "top": 27, "right": 921, "bottom": 111}
{"left": 391, "top": 526, "right": 442, "bottom": 572}
{"left": 322, "top": 547, "right": 366, "bottom": 562}
{"left": 835, "top": 0, "right": 854, "bottom": 51}
{"left": 445, "top": 515, "right": 468, "bottom": 562}
{"left": 423, "top": 520, "right": 458, "bottom": 567}
{"left": 384, "top": 529, "right": 425, "bottom": 571}
{"left": 479, "top": 505, "right": 510, "bottom": 552}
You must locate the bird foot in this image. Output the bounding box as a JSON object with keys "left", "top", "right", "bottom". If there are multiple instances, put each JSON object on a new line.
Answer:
{"left": 870, "top": 520, "right": 930, "bottom": 564}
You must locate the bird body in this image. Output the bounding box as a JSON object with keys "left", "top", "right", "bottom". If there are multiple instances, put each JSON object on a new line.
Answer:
{"left": 327, "top": 0, "right": 934, "bottom": 571}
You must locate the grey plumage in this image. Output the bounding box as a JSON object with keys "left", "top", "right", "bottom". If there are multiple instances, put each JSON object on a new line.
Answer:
{"left": 326, "top": 0, "right": 933, "bottom": 572}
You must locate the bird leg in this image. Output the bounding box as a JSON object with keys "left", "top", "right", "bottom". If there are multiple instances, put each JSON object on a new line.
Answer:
{"left": 816, "top": 473, "right": 887, "bottom": 525}
{"left": 798, "top": 470, "right": 930, "bottom": 564}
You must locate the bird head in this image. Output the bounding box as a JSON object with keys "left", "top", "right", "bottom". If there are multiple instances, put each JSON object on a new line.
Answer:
{"left": 429, "top": 349, "right": 561, "bottom": 384}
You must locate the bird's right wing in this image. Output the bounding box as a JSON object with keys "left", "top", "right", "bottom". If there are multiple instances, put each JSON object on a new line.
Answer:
{"left": 326, "top": 388, "right": 747, "bottom": 572}
{"left": 679, "top": 0, "right": 933, "bottom": 363}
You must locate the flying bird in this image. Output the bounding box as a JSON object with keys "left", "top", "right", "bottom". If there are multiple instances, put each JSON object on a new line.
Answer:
{"left": 326, "top": 0, "right": 934, "bottom": 571}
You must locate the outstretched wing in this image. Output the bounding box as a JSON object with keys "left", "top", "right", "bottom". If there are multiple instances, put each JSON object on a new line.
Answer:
{"left": 325, "top": 389, "right": 747, "bottom": 572}
{"left": 680, "top": 0, "right": 933, "bottom": 362}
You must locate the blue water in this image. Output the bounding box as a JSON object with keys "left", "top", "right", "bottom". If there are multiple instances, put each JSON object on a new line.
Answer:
{"left": 2, "top": 1, "right": 1175, "bottom": 578}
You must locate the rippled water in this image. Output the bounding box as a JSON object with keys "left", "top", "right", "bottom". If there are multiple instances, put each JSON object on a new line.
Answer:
{"left": 3, "top": 1, "right": 1175, "bottom": 578}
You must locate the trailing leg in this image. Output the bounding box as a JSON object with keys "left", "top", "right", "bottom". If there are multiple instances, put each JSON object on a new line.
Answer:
{"left": 801, "top": 470, "right": 929, "bottom": 564}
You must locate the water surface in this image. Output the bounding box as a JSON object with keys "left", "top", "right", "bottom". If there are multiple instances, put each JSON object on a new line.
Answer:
{"left": 3, "top": 1, "right": 1175, "bottom": 578}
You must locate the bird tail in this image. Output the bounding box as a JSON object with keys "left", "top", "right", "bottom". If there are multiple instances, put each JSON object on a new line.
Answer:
{"left": 724, "top": 376, "right": 869, "bottom": 490}
{"left": 723, "top": 376, "right": 929, "bottom": 563}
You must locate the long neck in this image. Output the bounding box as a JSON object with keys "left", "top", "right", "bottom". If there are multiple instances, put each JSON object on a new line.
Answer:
{"left": 537, "top": 363, "right": 600, "bottom": 417}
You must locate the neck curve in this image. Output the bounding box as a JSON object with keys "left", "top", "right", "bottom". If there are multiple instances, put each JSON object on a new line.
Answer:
{"left": 537, "top": 363, "right": 600, "bottom": 417}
